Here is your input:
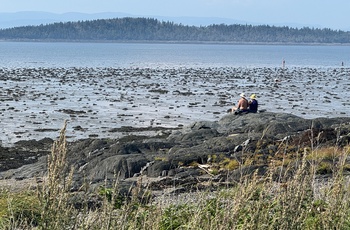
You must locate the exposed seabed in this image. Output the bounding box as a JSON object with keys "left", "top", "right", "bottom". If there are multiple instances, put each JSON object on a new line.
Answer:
{"left": 0, "top": 66, "right": 349, "bottom": 146}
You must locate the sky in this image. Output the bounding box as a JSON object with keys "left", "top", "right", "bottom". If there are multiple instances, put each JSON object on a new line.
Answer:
{"left": 0, "top": 0, "right": 349, "bottom": 30}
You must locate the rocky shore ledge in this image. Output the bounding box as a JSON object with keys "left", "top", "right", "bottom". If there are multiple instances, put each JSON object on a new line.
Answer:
{"left": 1, "top": 112, "right": 350, "bottom": 203}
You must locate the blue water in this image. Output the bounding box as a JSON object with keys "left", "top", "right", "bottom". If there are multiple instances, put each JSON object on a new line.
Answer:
{"left": 0, "top": 41, "right": 349, "bottom": 68}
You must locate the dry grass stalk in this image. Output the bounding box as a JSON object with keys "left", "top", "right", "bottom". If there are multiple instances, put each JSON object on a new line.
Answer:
{"left": 37, "top": 120, "right": 77, "bottom": 229}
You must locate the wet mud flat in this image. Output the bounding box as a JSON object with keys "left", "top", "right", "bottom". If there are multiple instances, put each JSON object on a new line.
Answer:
{"left": 0, "top": 66, "right": 349, "bottom": 146}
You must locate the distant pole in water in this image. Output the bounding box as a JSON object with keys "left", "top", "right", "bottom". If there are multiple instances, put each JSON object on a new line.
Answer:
{"left": 282, "top": 59, "right": 286, "bottom": 69}
{"left": 341, "top": 61, "right": 344, "bottom": 66}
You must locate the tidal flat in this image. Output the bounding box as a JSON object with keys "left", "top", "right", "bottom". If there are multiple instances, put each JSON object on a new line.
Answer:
{"left": 0, "top": 66, "right": 349, "bottom": 146}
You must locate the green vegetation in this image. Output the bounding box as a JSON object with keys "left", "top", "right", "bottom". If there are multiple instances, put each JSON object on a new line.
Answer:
{"left": 1, "top": 123, "right": 350, "bottom": 229}
{"left": 0, "top": 17, "right": 349, "bottom": 43}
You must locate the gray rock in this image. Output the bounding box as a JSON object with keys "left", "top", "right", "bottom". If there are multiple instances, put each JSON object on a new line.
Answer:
{"left": 2, "top": 112, "right": 350, "bottom": 197}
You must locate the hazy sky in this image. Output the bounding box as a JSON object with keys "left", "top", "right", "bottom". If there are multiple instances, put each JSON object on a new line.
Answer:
{"left": 0, "top": 0, "right": 349, "bottom": 30}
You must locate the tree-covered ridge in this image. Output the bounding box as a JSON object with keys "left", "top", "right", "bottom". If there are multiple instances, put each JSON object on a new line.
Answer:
{"left": 0, "top": 17, "right": 349, "bottom": 44}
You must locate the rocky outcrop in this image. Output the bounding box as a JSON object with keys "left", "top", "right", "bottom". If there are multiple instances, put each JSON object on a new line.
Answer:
{"left": 1, "top": 112, "right": 350, "bottom": 196}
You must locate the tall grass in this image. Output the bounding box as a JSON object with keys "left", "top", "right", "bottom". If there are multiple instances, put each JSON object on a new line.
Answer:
{"left": 1, "top": 123, "right": 350, "bottom": 229}
{"left": 37, "top": 120, "right": 78, "bottom": 229}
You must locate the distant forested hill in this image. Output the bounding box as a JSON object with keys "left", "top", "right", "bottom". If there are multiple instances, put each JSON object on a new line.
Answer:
{"left": 0, "top": 17, "right": 349, "bottom": 44}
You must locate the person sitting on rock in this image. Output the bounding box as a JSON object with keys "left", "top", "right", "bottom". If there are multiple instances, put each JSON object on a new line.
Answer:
{"left": 230, "top": 93, "right": 248, "bottom": 114}
{"left": 248, "top": 94, "right": 258, "bottom": 113}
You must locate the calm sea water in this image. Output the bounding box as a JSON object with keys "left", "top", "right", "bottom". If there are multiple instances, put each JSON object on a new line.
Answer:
{"left": 0, "top": 41, "right": 349, "bottom": 68}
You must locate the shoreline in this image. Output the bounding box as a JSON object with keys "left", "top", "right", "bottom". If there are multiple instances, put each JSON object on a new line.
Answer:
{"left": 1, "top": 39, "right": 350, "bottom": 46}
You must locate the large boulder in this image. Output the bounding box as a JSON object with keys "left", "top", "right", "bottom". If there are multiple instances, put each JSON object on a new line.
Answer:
{"left": 218, "top": 112, "right": 350, "bottom": 139}
{"left": 218, "top": 112, "right": 309, "bottom": 136}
